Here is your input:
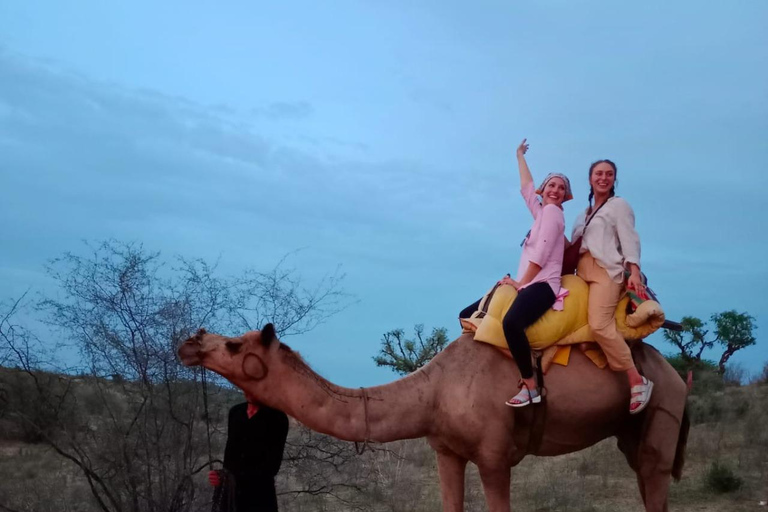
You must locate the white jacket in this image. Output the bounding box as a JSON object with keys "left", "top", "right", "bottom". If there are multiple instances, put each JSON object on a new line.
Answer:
{"left": 571, "top": 197, "right": 641, "bottom": 283}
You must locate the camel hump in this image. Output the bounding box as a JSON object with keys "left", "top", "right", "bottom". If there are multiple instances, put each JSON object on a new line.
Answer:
{"left": 461, "top": 274, "right": 665, "bottom": 351}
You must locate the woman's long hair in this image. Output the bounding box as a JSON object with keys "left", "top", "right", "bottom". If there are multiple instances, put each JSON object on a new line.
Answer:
{"left": 587, "top": 159, "right": 618, "bottom": 215}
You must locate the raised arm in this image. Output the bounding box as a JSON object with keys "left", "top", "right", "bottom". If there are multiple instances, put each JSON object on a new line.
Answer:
{"left": 517, "top": 139, "right": 541, "bottom": 218}
{"left": 516, "top": 139, "right": 533, "bottom": 187}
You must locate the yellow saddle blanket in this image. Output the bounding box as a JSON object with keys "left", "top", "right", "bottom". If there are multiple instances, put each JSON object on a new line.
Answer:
{"left": 460, "top": 274, "right": 665, "bottom": 369}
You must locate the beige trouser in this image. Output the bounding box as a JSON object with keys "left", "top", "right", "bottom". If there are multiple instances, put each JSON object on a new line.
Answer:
{"left": 577, "top": 252, "right": 635, "bottom": 372}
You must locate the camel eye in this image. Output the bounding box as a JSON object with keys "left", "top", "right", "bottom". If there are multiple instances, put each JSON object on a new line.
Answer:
{"left": 225, "top": 341, "right": 243, "bottom": 354}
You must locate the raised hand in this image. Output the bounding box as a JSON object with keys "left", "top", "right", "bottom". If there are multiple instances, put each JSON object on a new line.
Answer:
{"left": 517, "top": 138, "right": 529, "bottom": 157}
{"left": 516, "top": 138, "right": 533, "bottom": 186}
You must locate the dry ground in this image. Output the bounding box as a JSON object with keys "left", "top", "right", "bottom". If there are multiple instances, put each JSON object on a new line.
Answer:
{"left": 1, "top": 384, "right": 766, "bottom": 512}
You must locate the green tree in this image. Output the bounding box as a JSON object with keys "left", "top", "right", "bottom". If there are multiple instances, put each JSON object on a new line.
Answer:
{"left": 373, "top": 324, "right": 449, "bottom": 375}
{"left": 712, "top": 310, "right": 756, "bottom": 374}
{"left": 663, "top": 310, "right": 756, "bottom": 374}
{"left": 663, "top": 316, "right": 712, "bottom": 362}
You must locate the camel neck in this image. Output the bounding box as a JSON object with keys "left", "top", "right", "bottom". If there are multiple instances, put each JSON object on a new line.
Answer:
{"left": 260, "top": 353, "right": 437, "bottom": 443}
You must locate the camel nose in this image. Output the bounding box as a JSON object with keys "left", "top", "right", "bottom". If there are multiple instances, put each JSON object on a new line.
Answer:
{"left": 178, "top": 330, "right": 206, "bottom": 366}
{"left": 178, "top": 340, "right": 202, "bottom": 366}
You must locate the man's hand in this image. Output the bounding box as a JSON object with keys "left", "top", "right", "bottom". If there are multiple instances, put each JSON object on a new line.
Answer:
{"left": 208, "top": 470, "right": 221, "bottom": 487}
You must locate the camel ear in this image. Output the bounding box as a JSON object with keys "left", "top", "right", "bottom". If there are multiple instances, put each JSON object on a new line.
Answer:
{"left": 260, "top": 323, "right": 276, "bottom": 347}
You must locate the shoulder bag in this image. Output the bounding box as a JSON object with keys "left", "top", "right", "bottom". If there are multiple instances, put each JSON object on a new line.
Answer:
{"left": 562, "top": 200, "right": 608, "bottom": 275}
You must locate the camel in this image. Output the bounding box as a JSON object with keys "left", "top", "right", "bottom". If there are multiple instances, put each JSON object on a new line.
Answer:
{"left": 178, "top": 324, "right": 689, "bottom": 512}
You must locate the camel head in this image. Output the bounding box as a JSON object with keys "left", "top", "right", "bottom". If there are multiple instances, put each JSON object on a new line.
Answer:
{"left": 178, "top": 324, "right": 285, "bottom": 403}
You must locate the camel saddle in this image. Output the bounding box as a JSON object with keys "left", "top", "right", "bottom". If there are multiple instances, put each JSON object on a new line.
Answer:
{"left": 460, "top": 274, "right": 665, "bottom": 372}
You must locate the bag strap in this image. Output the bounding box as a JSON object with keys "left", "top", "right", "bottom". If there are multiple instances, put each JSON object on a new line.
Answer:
{"left": 580, "top": 197, "right": 610, "bottom": 236}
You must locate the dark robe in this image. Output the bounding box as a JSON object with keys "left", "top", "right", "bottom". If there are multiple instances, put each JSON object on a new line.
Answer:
{"left": 223, "top": 403, "right": 289, "bottom": 512}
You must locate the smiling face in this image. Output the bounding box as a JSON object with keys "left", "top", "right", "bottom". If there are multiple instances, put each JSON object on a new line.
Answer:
{"left": 589, "top": 161, "right": 617, "bottom": 198}
{"left": 541, "top": 176, "right": 567, "bottom": 207}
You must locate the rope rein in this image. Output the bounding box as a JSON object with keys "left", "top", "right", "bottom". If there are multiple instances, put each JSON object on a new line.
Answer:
{"left": 355, "top": 387, "right": 374, "bottom": 455}
{"left": 201, "top": 367, "right": 214, "bottom": 468}
{"left": 202, "top": 369, "right": 235, "bottom": 512}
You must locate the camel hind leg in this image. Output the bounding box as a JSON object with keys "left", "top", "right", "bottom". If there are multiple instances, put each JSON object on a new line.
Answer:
{"left": 618, "top": 404, "right": 686, "bottom": 512}
{"left": 622, "top": 342, "right": 690, "bottom": 512}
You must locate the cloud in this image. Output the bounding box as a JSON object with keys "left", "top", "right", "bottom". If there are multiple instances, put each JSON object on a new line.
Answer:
{"left": 0, "top": 50, "right": 504, "bottom": 275}
{"left": 258, "top": 101, "right": 314, "bottom": 120}
{"left": 4, "top": 47, "right": 763, "bottom": 381}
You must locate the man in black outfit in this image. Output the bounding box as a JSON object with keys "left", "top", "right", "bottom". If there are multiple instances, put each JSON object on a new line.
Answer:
{"left": 209, "top": 401, "right": 289, "bottom": 512}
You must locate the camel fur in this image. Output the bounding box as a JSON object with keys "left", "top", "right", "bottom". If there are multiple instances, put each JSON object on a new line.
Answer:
{"left": 179, "top": 324, "right": 689, "bottom": 512}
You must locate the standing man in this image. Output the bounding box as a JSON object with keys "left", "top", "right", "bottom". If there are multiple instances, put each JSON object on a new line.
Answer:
{"left": 209, "top": 401, "right": 289, "bottom": 512}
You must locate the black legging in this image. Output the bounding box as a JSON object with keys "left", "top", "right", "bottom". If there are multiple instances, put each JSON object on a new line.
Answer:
{"left": 459, "top": 282, "right": 556, "bottom": 379}
{"left": 502, "top": 282, "right": 556, "bottom": 379}
{"left": 459, "top": 299, "right": 482, "bottom": 320}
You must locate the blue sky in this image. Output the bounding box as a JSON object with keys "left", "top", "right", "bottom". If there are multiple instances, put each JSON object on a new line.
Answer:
{"left": 1, "top": 1, "right": 766, "bottom": 386}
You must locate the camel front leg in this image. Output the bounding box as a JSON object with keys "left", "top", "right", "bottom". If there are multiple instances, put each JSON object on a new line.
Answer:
{"left": 435, "top": 450, "right": 468, "bottom": 512}
{"left": 478, "top": 464, "right": 511, "bottom": 512}
{"left": 638, "top": 471, "right": 671, "bottom": 512}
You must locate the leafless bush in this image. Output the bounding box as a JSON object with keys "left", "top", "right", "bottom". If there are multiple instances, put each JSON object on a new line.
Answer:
{"left": 1, "top": 240, "right": 352, "bottom": 512}
{"left": 755, "top": 362, "right": 768, "bottom": 385}
{"left": 278, "top": 422, "right": 377, "bottom": 511}
{"left": 366, "top": 439, "right": 440, "bottom": 512}
{"left": 722, "top": 363, "right": 747, "bottom": 387}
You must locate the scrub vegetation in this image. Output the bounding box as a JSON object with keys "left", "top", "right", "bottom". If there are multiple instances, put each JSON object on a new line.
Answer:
{"left": 1, "top": 240, "right": 765, "bottom": 512}
{"left": 1, "top": 369, "right": 766, "bottom": 512}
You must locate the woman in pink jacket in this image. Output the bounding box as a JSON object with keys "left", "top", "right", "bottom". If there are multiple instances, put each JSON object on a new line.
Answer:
{"left": 502, "top": 139, "right": 571, "bottom": 406}
{"left": 461, "top": 139, "right": 572, "bottom": 407}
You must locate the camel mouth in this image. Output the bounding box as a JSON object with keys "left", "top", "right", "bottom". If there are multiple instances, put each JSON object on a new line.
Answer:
{"left": 178, "top": 340, "right": 202, "bottom": 366}
{"left": 178, "top": 328, "right": 207, "bottom": 366}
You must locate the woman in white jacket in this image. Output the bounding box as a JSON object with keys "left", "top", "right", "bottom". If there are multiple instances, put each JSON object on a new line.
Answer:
{"left": 571, "top": 159, "right": 653, "bottom": 414}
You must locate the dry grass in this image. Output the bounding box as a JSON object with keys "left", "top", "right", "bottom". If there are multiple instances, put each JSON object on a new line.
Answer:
{"left": 2, "top": 384, "right": 767, "bottom": 512}
{"left": 0, "top": 440, "right": 97, "bottom": 512}
{"left": 365, "top": 383, "right": 768, "bottom": 512}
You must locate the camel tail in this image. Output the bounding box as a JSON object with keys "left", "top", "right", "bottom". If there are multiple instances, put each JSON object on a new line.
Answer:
{"left": 672, "top": 406, "right": 690, "bottom": 482}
